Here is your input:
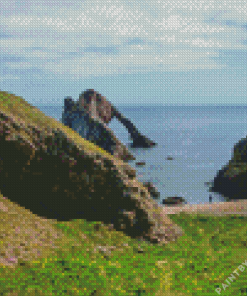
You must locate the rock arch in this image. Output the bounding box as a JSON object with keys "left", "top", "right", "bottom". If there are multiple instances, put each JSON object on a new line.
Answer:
{"left": 79, "top": 89, "right": 157, "bottom": 148}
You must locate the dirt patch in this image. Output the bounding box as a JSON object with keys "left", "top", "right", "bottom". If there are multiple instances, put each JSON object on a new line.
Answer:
{"left": 0, "top": 195, "right": 82, "bottom": 269}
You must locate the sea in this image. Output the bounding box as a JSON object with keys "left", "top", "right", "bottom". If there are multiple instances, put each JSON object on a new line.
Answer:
{"left": 36, "top": 105, "right": 247, "bottom": 205}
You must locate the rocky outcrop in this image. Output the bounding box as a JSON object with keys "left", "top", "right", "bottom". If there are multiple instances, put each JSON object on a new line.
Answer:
{"left": 135, "top": 162, "right": 146, "bottom": 166}
{"left": 210, "top": 136, "right": 247, "bottom": 200}
{"left": 142, "top": 182, "right": 160, "bottom": 199}
{"left": 62, "top": 94, "right": 135, "bottom": 163}
{"left": 166, "top": 156, "right": 174, "bottom": 160}
{"left": 80, "top": 89, "right": 156, "bottom": 148}
{"left": 62, "top": 89, "right": 156, "bottom": 162}
{"left": 233, "top": 137, "right": 247, "bottom": 162}
{"left": 162, "top": 196, "right": 187, "bottom": 206}
{"left": 112, "top": 107, "right": 156, "bottom": 148}
{"left": 0, "top": 90, "right": 183, "bottom": 246}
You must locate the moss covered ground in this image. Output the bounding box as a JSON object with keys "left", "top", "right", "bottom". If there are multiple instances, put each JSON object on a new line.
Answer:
{"left": 0, "top": 206, "right": 247, "bottom": 296}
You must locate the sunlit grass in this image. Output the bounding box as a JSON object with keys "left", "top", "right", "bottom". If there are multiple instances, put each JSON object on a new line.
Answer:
{"left": 0, "top": 90, "right": 117, "bottom": 160}
{"left": 0, "top": 213, "right": 247, "bottom": 295}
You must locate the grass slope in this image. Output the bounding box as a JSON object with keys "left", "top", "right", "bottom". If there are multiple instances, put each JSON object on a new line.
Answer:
{"left": 0, "top": 200, "right": 247, "bottom": 296}
{"left": 0, "top": 90, "right": 115, "bottom": 160}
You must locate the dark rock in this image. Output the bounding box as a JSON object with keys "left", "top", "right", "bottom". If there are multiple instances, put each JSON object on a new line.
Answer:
{"left": 62, "top": 91, "right": 135, "bottom": 163}
{"left": 162, "top": 196, "right": 186, "bottom": 205}
{"left": 0, "top": 90, "right": 184, "bottom": 246}
{"left": 233, "top": 137, "right": 247, "bottom": 162}
{"left": 135, "top": 162, "right": 146, "bottom": 166}
{"left": 210, "top": 136, "right": 247, "bottom": 200}
{"left": 62, "top": 89, "right": 156, "bottom": 161}
{"left": 142, "top": 182, "right": 160, "bottom": 199}
{"left": 166, "top": 156, "right": 173, "bottom": 160}
{"left": 112, "top": 108, "right": 156, "bottom": 148}
{"left": 78, "top": 89, "right": 115, "bottom": 124}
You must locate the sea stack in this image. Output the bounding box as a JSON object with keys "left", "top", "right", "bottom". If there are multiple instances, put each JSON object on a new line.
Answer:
{"left": 210, "top": 136, "right": 247, "bottom": 200}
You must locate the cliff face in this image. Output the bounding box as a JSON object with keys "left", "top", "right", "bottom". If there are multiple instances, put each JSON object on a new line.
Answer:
{"left": 210, "top": 137, "right": 247, "bottom": 200}
{"left": 62, "top": 89, "right": 156, "bottom": 161}
{"left": 0, "top": 90, "right": 183, "bottom": 246}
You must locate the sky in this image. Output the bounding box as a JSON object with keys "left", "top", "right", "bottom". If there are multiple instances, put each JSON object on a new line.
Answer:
{"left": 0, "top": 0, "right": 247, "bottom": 106}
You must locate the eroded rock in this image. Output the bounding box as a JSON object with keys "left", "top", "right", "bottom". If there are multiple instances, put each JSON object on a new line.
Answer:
{"left": 142, "top": 182, "right": 160, "bottom": 199}
{"left": 62, "top": 94, "right": 135, "bottom": 162}
{"left": 112, "top": 107, "right": 156, "bottom": 148}
{"left": 135, "top": 162, "right": 146, "bottom": 166}
{"left": 62, "top": 89, "right": 156, "bottom": 162}
{"left": 210, "top": 136, "right": 247, "bottom": 200}
{"left": 162, "top": 196, "right": 187, "bottom": 206}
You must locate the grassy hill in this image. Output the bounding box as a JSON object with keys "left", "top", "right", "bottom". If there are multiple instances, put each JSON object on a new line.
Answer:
{"left": 1, "top": 191, "right": 247, "bottom": 296}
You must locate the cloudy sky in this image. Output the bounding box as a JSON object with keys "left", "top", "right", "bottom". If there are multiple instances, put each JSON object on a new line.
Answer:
{"left": 0, "top": 0, "right": 247, "bottom": 106}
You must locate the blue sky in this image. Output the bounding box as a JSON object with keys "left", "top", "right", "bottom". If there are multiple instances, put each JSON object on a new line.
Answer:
{"left": 0, "top": 0, "right": 246, "bottom": 106}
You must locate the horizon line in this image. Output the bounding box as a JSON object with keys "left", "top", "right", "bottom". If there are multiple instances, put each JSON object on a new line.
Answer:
{"left": 34, "top": 103, "right": 247, "bottom": 107}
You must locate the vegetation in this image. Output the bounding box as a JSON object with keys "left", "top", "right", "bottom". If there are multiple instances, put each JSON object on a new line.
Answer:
{"left": 0, "top": 210, "right": 247, "bottom": 295}
{"left": 0, "top": 90, "right": 115, "bottom": 160}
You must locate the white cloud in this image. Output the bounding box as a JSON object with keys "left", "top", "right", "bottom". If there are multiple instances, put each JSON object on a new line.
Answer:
{"left": 0, "top": 74, "right": 20, "bottom": 81}
{"left": 0, "top": 0, "right": 246, "bottom": 81}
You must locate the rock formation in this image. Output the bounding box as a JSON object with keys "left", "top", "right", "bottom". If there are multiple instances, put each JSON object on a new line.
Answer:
{"left": 166, "top": 156, "right": 174, "bottom": 160}
{"left": 62, "top": 94, "right": 135, "bottom": 163}
{"left": 62, "top": 89, "right": 156, "bottom": 162}
{"left": 79, "top": 89, "right": 114, "bottom": 124}
{"left": 0, "top": 90, "right": 183, "bottom": 246}
{"left": 135, "top": 162, "right": 146, "bottom": 166}
{"left": 233, "top": 137, "right": 247, "bottom": 162}
{"left": 162, "top": 196, "right": 187, "bottom": 205}
{"left": 142, "top": 182, "right": 160, "bottom": 199}
{"left": 111, "top": 107, "right": 156, "bottom": 148}
{"left": 210, "top": 136, "right": 247, "bottom": 200}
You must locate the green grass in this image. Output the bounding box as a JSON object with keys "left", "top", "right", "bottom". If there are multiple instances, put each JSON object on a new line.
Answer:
{"left": 0, "top": 213, "right": 247, "bottom": 296}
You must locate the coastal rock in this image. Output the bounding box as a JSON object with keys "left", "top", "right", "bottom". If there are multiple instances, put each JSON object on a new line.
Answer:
{"left": 135, "top": 161, "right": 146, "bottom": 166}
{"left": 162, "top": 196, "right": 187, "bottom": 206}
{"left": 0, "top": 90, "right": 183, "bottom": 246}
{"left": 78, "top": 89, "right": 115, "bottom": 124}
{"left": 62, "top": 93, "right": 135, "bottom": 163}
{"left": 166, "top": 156, "right": 174, "bottom": 160}
{"left": 112, "top": 107, "right": 156, "bottom": 148}
{"left": 142, "top": 182, "right": 160, "bottom": 199}
{"left": 62, "top": 89, "right": 156, "bottom": 155}
{"left": 210, "top": 136, "right": 247, "bottom": 200}
{"left": 233, "top": 137, "right": 247, "bottom": 162}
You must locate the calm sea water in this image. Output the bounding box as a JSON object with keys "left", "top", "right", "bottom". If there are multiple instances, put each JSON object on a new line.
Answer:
{"left": 36, "top": 105, "right": 247, "bottom": 205}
